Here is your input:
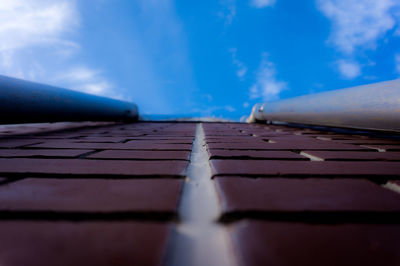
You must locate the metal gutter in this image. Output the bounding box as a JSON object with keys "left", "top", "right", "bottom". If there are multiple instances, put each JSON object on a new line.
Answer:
{"left": 248, "top": 79, "right": 400, "bottom": 132}
{"left": 0, "top": 75, "right": 138, "bottom": 124}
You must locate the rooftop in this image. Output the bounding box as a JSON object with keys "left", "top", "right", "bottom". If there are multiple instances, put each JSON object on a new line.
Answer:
{"left": 0, "top": 121, "right": 399, "bottom": 265}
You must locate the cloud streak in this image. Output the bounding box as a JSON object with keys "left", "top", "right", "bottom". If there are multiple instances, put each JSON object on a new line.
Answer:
{"left": 0, "top": 0, "right": 116, "bottom": 98}
{"left": 250, "top": 0, "right": 276, "bottom": 8}
{"left": 317, "top": 0, "right": 400, "bottom": 79}
{"left": 229, "top": 48, "right": 248, "bottom": 79}
{"left": 250, "top": 54, "right": 287, "bottom": 101}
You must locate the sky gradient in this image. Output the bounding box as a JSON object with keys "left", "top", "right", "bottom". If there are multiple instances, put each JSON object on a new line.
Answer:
{"left": 1, "top": 0, "right": 400, "bottom": 120}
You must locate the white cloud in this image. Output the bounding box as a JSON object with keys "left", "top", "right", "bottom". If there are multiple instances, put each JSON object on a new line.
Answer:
{"left": 54, "top": 66, "right": 114, "bottom": 96}
{"left": 317, "top": 0, "right": 399, "bottom": 54}
{"left": 251, "top": 0, "right": 276, "bottom": 8}
{"left": 316, "top": 0, "right": 400, "bottom": 79}
{"left": 218, "top": 0, "right": 236, "bottom": 25}
{"left": 0, "top": 0, "right": 79, "bottom": 53}
{"left": 396, "top": 54, "right": 400, "bottom": 74}
{"left": 229, "top": 48, "right": 248, "bottom": 79}
{"left": 337, "top": 59, "right": 361, "bottom": 79}
{"left": 250, "top": 54, "right": 287, "bottom": 101}
{"left": 0, "top": 0, "right": 117, "bottom": 99}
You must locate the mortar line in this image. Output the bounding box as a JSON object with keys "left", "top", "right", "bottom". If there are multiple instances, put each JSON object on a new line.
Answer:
{"left": 164, "top": 123, "right": 237, "bottom": 266}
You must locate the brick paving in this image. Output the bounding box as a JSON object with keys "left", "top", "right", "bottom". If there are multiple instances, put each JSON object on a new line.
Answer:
{"left": 0, "top": 121, "right": 399, "bottom": 265}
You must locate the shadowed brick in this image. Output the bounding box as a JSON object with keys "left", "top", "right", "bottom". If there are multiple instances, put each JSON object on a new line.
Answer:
{"left": 0, "top": 149, "right": 93, "bottom": 158}
{"left": 0, "top": 178, "right": 182, "bottom": 213}
{"left": 0, "top": 139, "right": 46, "bottom": 148}
{"left": 0, "top": 158, "right": 188, "bottom": 177}
{"left": 88, "top": 150, "right": 191, "bottom": 160}
{"left": 0, "top": 221, "right": 170, "bottom": 266}
{"left": 216, "top": 177, "right": 400, "bottom": 213}
{"left": 332, "top": 139, "right": 400, "bottom": 145}
{"left": 208, "top": 150, "right": 305, "bottom": 160}
{"left": 211, "top": 159, "right": 400, "bottom": 177}
{"left": 207, "top": 142, "right": 369, "bottom": 150}
{"left": 361, "top": 145, "right": 400, "bottom": 151}
{"left": 28, "top": 141, "right": 192, "bottom": 150}
{"left": 301, "top": 151, "right": 400, "bottom": 161}
{"left": 232, "top": 220, "right": 400, "bottom": 266}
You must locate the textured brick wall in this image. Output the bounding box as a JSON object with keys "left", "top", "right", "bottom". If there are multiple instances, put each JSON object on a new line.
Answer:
{"left": 0, "top": 121, "right": 399, "bottom": 265}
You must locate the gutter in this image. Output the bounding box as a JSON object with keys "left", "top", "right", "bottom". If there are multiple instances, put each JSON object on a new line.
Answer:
{"left": 248, "top": 79, "right": 400, "bottom": 132}
{"left": 0, "top": 75, "right": 138, "bottom": 124}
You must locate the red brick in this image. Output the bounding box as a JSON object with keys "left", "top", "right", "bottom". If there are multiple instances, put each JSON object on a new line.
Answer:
{"left": 0, "top": 178, "right": 182, "bottom": 212}
{"left": 28, "top": 141, "right": 192, "bottom": 150}
{"left": 0, "top": 149, "right": 93, "bottom": 158}
{"left": 207, "top": 142, "right": 368, "bottom": 150}
{"left": 361, "top": 145, "right": 400, "bottom": 151}
{"left": 216, "top": 177, "right": 400, "bottom": 213}
{"left": 232, "top": 220, "right": 400, "bottom": 266}
{"left": 0, "top": 139, "right": 45, "bottom": 148}
{"left": 0, "top": 221, "right": 169, "bottom": 266}
{"left": 210, "top": 159, "right": 400, "bottom": 177}
{"left": 74, "top": 137, "right": 130, "bottom": 143}
{"left": 332, "top": 139, "right": 400, "bottom": 145}
{"left": 88, "top": 150, "right": 191, "bottom": 160}
{"left": 208, "top": 150, "right": 305, "bottom": 160}
{"left": 0, "top": 158, "right": 188, "bottom": 177}
{"left": 301, "top": 151, "right": 400, "bottom": 161}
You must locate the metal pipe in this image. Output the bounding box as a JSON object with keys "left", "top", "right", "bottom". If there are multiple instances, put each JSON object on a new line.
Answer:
{"left": 0, "top": 75, "right": 138, "bottom": 124}
{"left": 249, "top": 79, "right": 400, "bottom": 132}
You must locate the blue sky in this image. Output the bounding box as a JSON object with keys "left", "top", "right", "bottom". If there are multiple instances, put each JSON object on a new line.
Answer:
{"left": 0, "top": 0, "right": 400, "bottom": 120}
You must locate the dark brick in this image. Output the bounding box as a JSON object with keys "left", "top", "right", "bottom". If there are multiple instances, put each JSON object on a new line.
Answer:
{"left": 28, "top": 141, "right": 192, "bottom": 150}
{"left": 0, "top": 158, "right": 188, "bottom": 177}
{"left": 0, "top": 139, "right": 45, "bottom": 148}
{"left": 332, "top": 139, "right": 400, "bottom": 145}
{"left": 74, "top": 137, "right": 130, "bottom": 143}
{"left": 216, "top": 177, "right": 400, "bottom": 213}
{"left": 88, "top": 150, "right": 190, "bottom": 160}
{"left": 0, "top": 178, "right": 182, "bottom": 212}
{"left": 207, "top": 142, "right": 368, "bottom": 150}
{"left": 211, "top": 159, "right": 400, "bottom": 177}
{"left": 301, "top": 151, "right": 400, "bottom": 161}
{"left": 232, "top": 220, "right": 400, "bottom": 266}
{"left": 0, "top": 221, "right": 169, "bottom": 266}
{"left": 0, "top": 149, "right": 93, "bottom": 158}
{"left": 361, "top": 145, "right": 400, "bottom": 151}
{"left": 208, "top": 150, "right": 305, "bottom": 160}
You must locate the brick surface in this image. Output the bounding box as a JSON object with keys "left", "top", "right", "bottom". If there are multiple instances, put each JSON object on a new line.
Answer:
{"left": 361, "top": 145, "right": 400, "bottom": 151}
{"left": 28, "top": 141, "right": 192, "bottom": 150}
{"left": 0, "top": 178, "right": 182, "bottom": 213}
{"left": 207, "top": 142, "right": 369, "bottom": 150}
{"left": 0, "top": 139, "right": 45, "bottom": 148}
{"left": 331, "top": 139, "right": 400, "bottom": 144}
{"left": 208, "top": 150, "right": 306, "bottom": 160}
{"left": 301, "top": 151, "right": 400, "bottom": 161}
{"left": 216, "top": 177, "right": 400, "bottom": 213}
{"left": 211, "top": 159, "right": 400, "bottom": 177}
{"left": 0, "top": 158, "right": 188, "bottom": 177}
{"left": 0, "top": 149, "right": 93, "bottom": 158}
{"left": 88, "top": 150, "right": 191, "bottom": 160}
{"left": 232, "top": 220, "right": 400, "bottom": 266}
{"left": 0, "top": 221, "right": 170, "bottom": 266}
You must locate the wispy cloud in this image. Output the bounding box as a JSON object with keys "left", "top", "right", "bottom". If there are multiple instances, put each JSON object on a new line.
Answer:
{"left": 396, "top": 54, "right": 400, "bottom": 75}
{"left": 317, "top": 0, "right": 398, "bottom": 54}
{"left": 337, "top": 59, "right": 361, "bottom": 79}
{"left": 54, "top": 66, "right": 115, "bottom": 96}
{"left": 250, "top": 0, "right": 276, "bottom": 8}
{"left": 317, "top": 0, "right": 400, "bottom": 79}
{"left": 218, "top": 0, "right": 236, "bottom": 25}
{"left": 250, "top": 53, "right": 287, "bottom": 101}
{"left": 229, "top": 48, "right": 248, "bottom": 79}
{"left": 0, "top": 0, "right": 116, "bottom": 98}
